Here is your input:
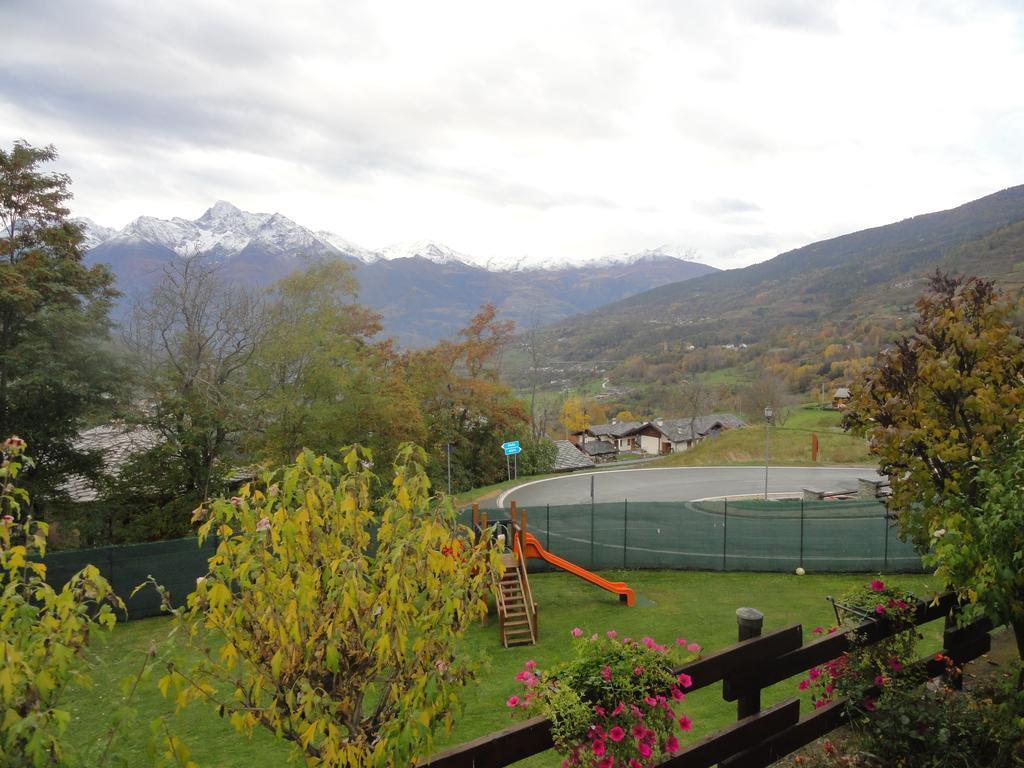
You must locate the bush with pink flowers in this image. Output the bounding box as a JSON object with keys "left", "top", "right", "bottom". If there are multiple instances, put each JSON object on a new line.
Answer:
{"left": 798, "top": 578, "right": 919, "bottom": 713}
{"left": 508, "top": 630, "right": 701, "bottom": 767}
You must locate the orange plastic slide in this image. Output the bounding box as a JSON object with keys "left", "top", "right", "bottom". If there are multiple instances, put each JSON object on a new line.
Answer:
{"left": 518, "top": 532, "right": 635, "bottom": 607}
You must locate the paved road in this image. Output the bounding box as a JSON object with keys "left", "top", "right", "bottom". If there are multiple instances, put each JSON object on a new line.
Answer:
{"left": 494, "top": 466, "right": 883, "bottom": 509}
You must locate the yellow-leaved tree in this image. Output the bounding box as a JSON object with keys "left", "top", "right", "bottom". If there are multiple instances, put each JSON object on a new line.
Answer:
{"left": 161, "top": 444, "right": 502, "bottom": 767}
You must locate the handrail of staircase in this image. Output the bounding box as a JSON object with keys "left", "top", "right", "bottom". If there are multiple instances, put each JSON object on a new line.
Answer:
{"left": 510, "top": 503, "right": 537, "bottom": 642}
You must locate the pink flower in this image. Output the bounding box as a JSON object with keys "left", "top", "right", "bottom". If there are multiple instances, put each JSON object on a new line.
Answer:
{"left": 506, "top": 696, "right": 519, "bottom": 707}
{"left": 665, "top": 736, "right": 680, "bottom": 753}
{"left": 678, "top": 714, "right": 692, "bottom": 731}
{"left": 591, "top": 634, "right": 599, "bottom": 642}
{"left": 629, "top": 761, "right": 643, "bottom": 768}
{"left": 798, "top": 679, "right": 810, "bottom": 691}
{"left": 642, "top": 636, "right": 654, "bottom": 648}
{"left": 670, "top": 686, "right": 685, "bottom": 701}
{"left": 870, "top": 579, "right": 885, "bottom": 592}
{"left": 677, "top": 672, "right": 693, "bottom": 688}
{"left": 633, "top": 666, "right": 644, "bottom": 676}
{"left": 812, "top": 626, "right": 824, "bottom": 636}
{"left": 592, "top": 740, "right": 606, "bottom": 757}
{"left": 594, "top": 705, "right": 606, "bottom": 717}
{"left": 256, "top": 517, "right": 270, "bottom": 532}
{"left": 609, "top": 726, "right": 625, "bottom": 742}
{"left": 631, "top": 723, "right": 646, "bottom": 738}
{"left": 601, "top": 665, "right": 612, "bottom": 681}
{"left": 889, "top": 658, "right": 903, "bottom": 672}
{"left": 874, "top": 675, "right": 886, "bottom": 686}
{"left": 862, "top": 698, "right": 877, "bottom": 712}
{"left": 611, "top": 701, "right": 625, "bottom": 716}
{"left": 808, "top": 667, "right": 821, "bottom": 681}
{"left": 814, "top": 698, "right": 827, "bottom": 709}
{"left": 875, "top": 604, "right": 885, "bottom": 615}
{"left": 676, "top": 637, "right": 687, "bottom": 646}
{"left": 644, "top": 696, "right": 657, "bottom": 707}
{"left": 606, "top": 630, "right": 617, "bottom": 639}
{"left": 597, "top": 758, "right": 613, "bottom": 768}
{"left": 571, "top": 627, "right": 583, "bottom": 637}
{"left": 638, "top": 742, "right": 652, "bottom": 758}
{"left": 0, "top": 514, "right": 13, "bottom": 525}
{"left": 687, "top": 642, "right": 701, "bottom": 652}
{"left": 525, "top": 660, "right": 537, "bottom": 671}
{"left": 229, "top": 496, "right": 243, "bottom": 506}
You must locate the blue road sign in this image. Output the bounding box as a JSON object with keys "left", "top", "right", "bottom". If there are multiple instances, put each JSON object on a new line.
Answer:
{"left": 502, "top": 441, "right": 521, "bottom": 455}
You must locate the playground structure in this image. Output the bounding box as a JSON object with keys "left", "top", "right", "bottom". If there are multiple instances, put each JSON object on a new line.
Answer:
{"left": 473, "top": 502, "right": 635, "bottom": 648}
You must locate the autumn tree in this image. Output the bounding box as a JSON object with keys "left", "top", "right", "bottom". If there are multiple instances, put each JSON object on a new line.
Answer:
{"left": 126, "top": 257, "right": 266, "bottom": 498}
{"left": 737, "top": 372, "right": 791, "bottom": 426}
{"left": 164, "top": 445, "right": 501, "bottom": 767}
{"left": 245, "top": 261, "right": 423, "bottom": 467}
{"left": 407, "top": 304, "right": 530, "bottom": 491}
{"left": 843, "top": 272, "right": 1024, "bottom": 665}
{"left": 0, "top": 141, "right": 125, "bottom": 498}
{"left": 0, "top": 439, "right": 124, "bottom": 765}
{"left": 559, "top": 396, "right": 607, "bottom": 436}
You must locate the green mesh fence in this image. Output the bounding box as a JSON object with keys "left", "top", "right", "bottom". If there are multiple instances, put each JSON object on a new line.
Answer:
{"left": 465, "top": 499, "right": 922, "bottom": 574}
{"left": 41, "top": 537, "right": 218, "bottom": 621}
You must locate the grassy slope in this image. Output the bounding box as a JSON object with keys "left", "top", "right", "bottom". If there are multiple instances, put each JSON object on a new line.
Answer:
{"left": 652, "top": 407, "right": 873, "bottom": 467}
{"left": 66, "top": 570, "right": 940, "bottom": 767}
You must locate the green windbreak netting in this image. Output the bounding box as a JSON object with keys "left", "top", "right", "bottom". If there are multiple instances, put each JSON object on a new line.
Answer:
{"left": 41, "top": 536, "right": 218, "bottom": 621}
{"left": 472, "top": 499, "right": 922, "bottom": 575}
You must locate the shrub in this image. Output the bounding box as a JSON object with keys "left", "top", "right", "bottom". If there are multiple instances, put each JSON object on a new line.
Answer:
{"left": 510, "top": 629, "right": 701, "bottom": 767}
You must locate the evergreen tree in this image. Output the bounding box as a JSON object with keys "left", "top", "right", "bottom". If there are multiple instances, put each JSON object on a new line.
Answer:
{"left": 0, "top": 141, "right": 124, "bottom": 500}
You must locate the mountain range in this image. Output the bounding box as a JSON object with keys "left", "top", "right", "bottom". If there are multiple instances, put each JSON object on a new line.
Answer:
{"left": 80, "top": 202, "right": 717, "bottom": 346}
{"left": 536, "top": 184, "right": 1024, "bottom": 373}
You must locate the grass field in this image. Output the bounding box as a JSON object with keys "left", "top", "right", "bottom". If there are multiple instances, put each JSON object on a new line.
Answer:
{"left": 653, "top": 406, "right": 873, "bottom": 468}
{"left": 65, "top": 570, "right": 941, "bottom": 767}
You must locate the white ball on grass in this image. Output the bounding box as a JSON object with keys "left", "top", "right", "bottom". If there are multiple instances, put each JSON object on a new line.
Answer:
{"left": 795, "top": 567, "right": 806, "bottom": 576}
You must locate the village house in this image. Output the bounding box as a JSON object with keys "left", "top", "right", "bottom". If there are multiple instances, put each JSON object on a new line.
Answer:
{"left": 632, "top": 413, "right": 746, "bottom": 455}
{"left": 571, "top": 420, "right": 644, "bottom": 452}
{"left": 832, "top": 387, "right": 851, "bottom": 409}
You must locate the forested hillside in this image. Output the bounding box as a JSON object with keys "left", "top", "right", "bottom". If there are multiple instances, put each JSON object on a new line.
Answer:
{"left": 521, "top": 185, "right": 1024, "bottom": 404}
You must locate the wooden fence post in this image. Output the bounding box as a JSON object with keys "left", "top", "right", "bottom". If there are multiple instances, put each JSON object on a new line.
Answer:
{"left": 735, "top": 607, "right": 764, "bottom": 719}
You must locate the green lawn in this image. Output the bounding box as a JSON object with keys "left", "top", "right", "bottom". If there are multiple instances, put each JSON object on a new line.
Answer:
{"left": 653, "top": 406, "right": 872, "bottom": 468}
{"left": 66, "top": 570, "right": 941, "bottom": 767}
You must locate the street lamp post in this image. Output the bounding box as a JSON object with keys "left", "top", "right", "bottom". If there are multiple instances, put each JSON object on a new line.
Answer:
{"left": 763, "top": 406, "right": 774, "bottom": 500}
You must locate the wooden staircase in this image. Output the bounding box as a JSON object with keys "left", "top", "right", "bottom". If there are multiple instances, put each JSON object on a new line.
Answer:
{"left": 497, "top": 553, "right": 536, "bottom": 647}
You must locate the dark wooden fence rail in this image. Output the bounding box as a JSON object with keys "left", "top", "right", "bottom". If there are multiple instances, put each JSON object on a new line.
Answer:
{"left": 419, "top": 591, "right": 993, "bottom": 768}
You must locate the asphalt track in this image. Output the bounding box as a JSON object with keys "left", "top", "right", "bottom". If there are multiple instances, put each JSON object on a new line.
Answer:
{"left": 495, "top": 466, "right": 883, "bottom": 509}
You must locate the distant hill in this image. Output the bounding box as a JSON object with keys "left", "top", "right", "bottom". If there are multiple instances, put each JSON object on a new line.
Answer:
{"left": 532, "top": 184, "right": 1024, "bottom": 392}
{"left": 81, "top": 202, "right": 717, "bottom": 346}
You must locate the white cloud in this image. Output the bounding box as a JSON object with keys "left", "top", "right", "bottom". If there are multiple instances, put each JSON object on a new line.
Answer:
{"left": 1, "top": 0, "right": 1022, "bottom": 268}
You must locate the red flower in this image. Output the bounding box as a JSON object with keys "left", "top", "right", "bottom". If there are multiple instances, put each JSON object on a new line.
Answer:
{"left": 869, "top": 579, "right": 885, "bottom": 592}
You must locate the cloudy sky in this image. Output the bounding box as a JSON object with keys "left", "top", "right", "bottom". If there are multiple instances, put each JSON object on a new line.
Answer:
{"left": 3, "top": 0, "right": 1023, "bottom": 268}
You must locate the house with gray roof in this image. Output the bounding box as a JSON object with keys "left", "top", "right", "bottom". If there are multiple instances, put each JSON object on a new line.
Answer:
{"left": 633, "top": 413, "right": 746, "bottom": 455}
{"left": 573, "top": 420, "right": 644, "bottom": 452}
{"left": 552, "top": 440, "right": 595, "bottom": 472}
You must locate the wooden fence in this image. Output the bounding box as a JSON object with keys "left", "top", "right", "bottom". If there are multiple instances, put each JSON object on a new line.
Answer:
{"left": 419, "top": 591, "right": 992, "bottom": 768}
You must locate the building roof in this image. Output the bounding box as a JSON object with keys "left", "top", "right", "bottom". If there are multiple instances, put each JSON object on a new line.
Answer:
{"left": 584, "top": 420, "right": 644, "bottom": 439}
{"left": 645, "top": 413, "right": 746, "bottom": 443}
{"left": 552, "top": 440, "right": 595, "bottom": 471}
{"left": 58, "top": 423, "right": 163, "bottom": 502}
{"left": 833, "top": 387, "right": 851, "bottom": 399}
{"left": 581, "top": 439, "right": 617, "bottom": 456}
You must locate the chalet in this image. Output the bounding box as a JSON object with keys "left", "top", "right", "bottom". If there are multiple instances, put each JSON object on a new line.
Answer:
{"left": 573, "top": 420, "right": 644, "bottom": 452}
{"left": 832, "top": 387, "right": 851, "bottom": 409}
{"left": 634, "top": 413, "right": 745, "bottom": 455}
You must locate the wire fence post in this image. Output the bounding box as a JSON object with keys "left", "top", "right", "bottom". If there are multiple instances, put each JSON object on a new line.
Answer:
{"left": 799, "top": 498, "right": 805, "bottom": 568}
{"left": 623, "top": 498, "right": 628, "bottom": 569}
{"left": 590, "top": 497, "right": 595, "bottom": 570}
{"left": 883, "top": 506, "right": 890, "bottom": 571}
{"left": 722, "top": 498, "right": 728, "bottom": 571}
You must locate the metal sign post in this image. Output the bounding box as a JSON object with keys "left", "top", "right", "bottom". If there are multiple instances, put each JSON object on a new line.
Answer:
{"left": 501, "top": 441, "right": 521, "bottom": 482}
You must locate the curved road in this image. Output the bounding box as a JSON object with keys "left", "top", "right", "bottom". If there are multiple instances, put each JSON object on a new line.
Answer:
{"left": 495, "top": 466, "right": 883, "bottom": 509}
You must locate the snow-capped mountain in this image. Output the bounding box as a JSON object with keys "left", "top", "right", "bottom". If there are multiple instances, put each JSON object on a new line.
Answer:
{"left": 81, "top": 201, "right": 719, "bottom": 346}
{"left": 73, "top": 217, "right": 118, "bottom": 250}
{"left": 376, "top": 240, "right": 479, "bottom": 267}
